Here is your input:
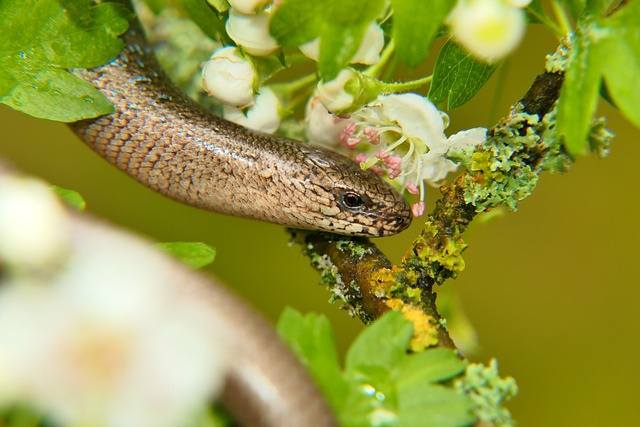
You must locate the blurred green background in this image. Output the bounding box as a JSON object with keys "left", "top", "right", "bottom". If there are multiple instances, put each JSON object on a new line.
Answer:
{"left": 1, "top": 23, "right": 638, "bottom": 426}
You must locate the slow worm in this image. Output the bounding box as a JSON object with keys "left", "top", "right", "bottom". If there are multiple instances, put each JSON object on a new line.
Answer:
{"left": 69, "top": 2, "right": 412, "bottom": 237}
{"left": 62, "top": 1, "right": 414, "bottom": 425}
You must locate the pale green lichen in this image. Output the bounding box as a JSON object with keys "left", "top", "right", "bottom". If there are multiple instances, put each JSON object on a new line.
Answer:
{"left": 545, "top": 32, "right": 573, "bottom": 73}
{"left": 455, "top": 359, "right": 518, "bottom": 427}
{"left": 335, "top": 239, "right": 373, "bottom": 261}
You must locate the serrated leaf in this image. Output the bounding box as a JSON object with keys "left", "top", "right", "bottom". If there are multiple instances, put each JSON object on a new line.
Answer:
{"left": 270, "top": 0, "right": 385, "bottom": 80}
{"left": 276, "top": 308, "right": 360, "bottom": 423}
{"left": 3, "top": 68, "right": 114, "bottom": 121}
{"left": 556, "top": 24, "right": 604, "bottom": 156}
{"left": 396, "top": 384, "right": 475, "bottom": 427}
{"left": 391, "top": 0, "right": 455, "bottom": 68}
{"left": 395, "top": 348, "right": 466, "bottom": 387}
{"left": 598, "top": 1, "right": 640, "bottom": 128}
{"left": 269, "top": 0, "right": 324, "bottom": 47}
{"left": 428, "top": 40, "right": 497, "bottom": 109}
{"left": 0, "top": 0, "right": 130, "bottom": 121}
{"left": 156, "top": 242, "right": 216, "bottom": 269}
{"left": 50, "top": 185, "right": 86, "bottom": 211}
{"left": 346, "top": 311, "right": 413, "bottom": 372}
{"left": 182, "top": 0, "right": 229, "bottom": 43}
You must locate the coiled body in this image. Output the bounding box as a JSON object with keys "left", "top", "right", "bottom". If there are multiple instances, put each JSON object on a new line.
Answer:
{"left": 69, "top": 19, "right": 411, "bottom": 237}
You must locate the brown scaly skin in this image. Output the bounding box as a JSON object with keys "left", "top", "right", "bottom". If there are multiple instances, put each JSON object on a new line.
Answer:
{"left": 69, "top": 15, "right": 411, "bottom": 237}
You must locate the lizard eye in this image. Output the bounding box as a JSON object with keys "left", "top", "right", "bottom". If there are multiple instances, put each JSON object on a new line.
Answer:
{"left": 343, "top": 192, "right": 364, "bottom": 208}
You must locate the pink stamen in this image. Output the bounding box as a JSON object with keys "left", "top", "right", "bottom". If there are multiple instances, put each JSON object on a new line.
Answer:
{"left": 411, "top": 201, "right": 426, "bottom": 217}
{"left": 346, "top": 137, "right": 360, "bottom": 147}
{"left": 363, "top": 127, "right": 380, "bottom": 144}
{"left": 383, "top": 156, "right": 402, "bottom": 168}
{"left": 406, "top": 181, "right": 419, "bottom": 195}
{"left": 354, "top": 153, "right": 367, "bottom": 163}
{"left": 375, "top": 149, "right": 390, "bottom": 159}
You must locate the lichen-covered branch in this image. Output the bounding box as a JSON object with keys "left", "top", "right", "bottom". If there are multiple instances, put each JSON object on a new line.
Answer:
{"left": 295, "top": 45, "right": 613, "bottom": 352}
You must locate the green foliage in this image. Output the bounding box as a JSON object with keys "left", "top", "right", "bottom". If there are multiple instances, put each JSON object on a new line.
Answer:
{"left": 277, "top": 309, "right": 476, "bottom": 427}
{"left": 428, "top": 40, "right": 498, "bottom": 110}
{"left": 141, "top": 0, "right": 168, "bottom": 14}
{"left": 155, "top": 242, "right": 216, "bottom": 269}
{"left": 50, "top": 185, "right": 86, "bottom": 211}
{"left": 557, "top": 1, "right": 640, "bottom": 156}
{"left": 270, "top": 0, "right": 386, "bottom": 80}
{"left": 0, "top": 0, "right": 131, "bottom": 122}
{"left": 182, "top": 0, "right": 230, "bottom": 43}
{"left": 390, "top": 0, "right": 455, "bottom": 68}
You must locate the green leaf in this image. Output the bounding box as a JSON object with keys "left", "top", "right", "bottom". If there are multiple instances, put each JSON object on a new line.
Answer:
{"left": 598, "top": 1, "right": 640, "bottom": 128}
{"left": 156, "top": 242, "right": 216, "bottom": 269}
{"left": 0, "top": 0, "right": 130, "bottom": 121}
{"left": 276, "top": 309, "right": 349, "bottom": 397}
{"left": 2, "top": 67, "right": 115, "bottom": 121}
{"left": 270, "top": 0, "right": 385, "bottom": 80}
{"left": 269, "top": 0, "right": 324, "bottom": 46}
{"left": 391, "top": 0, "right": 455, "bottom": 68}
{"left": 141, "top": 0, "right": 168, "bottom": 15}
{"left": 556, "top": 23, "right": 604, "bottom": 156}
{"left": 428, "top": 40, "right": 497, "bottom": 109}
{"left": 182, "top": 0, "right": 230, "bottom": 43}
{"left": 396, "top": 385, "right": 475, "bottom": 427}
{"left": 345, "top": 311, "right": 413, "bottom": 372}
{"left": 50, "top": 185, "right": 86, "bottom": 211}
{"left": 395, "top": 348, "right": 467, "bottom": 386}
{"left": 206, "top": 0, "right": 230, "bottom": 13}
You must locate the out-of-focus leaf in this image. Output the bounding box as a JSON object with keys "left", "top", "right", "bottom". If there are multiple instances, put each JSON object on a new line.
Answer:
{"left": 156, "top": 242, "right": 216, "bottom": 269}
{"left": 50, "top": 185, "right": 86, "bottom": 211}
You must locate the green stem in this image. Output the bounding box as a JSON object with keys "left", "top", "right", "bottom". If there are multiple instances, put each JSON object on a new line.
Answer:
{"left": 364, "top": 39, "right": 396, "bottom": 77}
{"left": 379, "top": 75, "right": 433, "bottom": 94}
{"left": 551, "top": 0, "right": 572, "bottom": 35}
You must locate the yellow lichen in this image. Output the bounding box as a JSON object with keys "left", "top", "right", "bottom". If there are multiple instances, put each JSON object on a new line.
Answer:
{"left": 386, "top": 298, "right": 439, "bottom": 351}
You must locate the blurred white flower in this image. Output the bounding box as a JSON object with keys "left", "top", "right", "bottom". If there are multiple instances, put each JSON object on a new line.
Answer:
{"left": 227, "top": 0, "right": 272, "bottom": 14}
{"left": 317, "top": 68, "right": 359, "bottom": 114}
{"left": 0, "top": 176, "right": 70, "bottom": 269}
{"left": 307, "top": 93, "right": 486, "bottom": 217}
{"left": 202, "top": 46, "right": 256, "bottom": 107}
{"left": 305, "top": 93, "right": 349, "bottom": 146}
{"left": 448, "top": 0, "right": 526, "bottom": 62}
{"left": 0, "top": 221, "right": 229, "bottom": 427}
{"left": 226, "top": 7, "right": 279, "bottom": 56}
{"left": 505, "top": 0, "right": 532, "bottom": 7}
{"left": 300, "top": 22, "right": 385, "bottom": 65}
{"left": 223, "top": 86, "right": 281, "bottom": 133}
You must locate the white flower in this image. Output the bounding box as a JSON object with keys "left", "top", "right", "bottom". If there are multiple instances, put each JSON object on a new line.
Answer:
{"left": 448, "top": 0, "right": 526, "bottom": 62}
{"left": 0, "top": 221, "right": 229, "bottom": 427}
{"left": 0, "top": 176, "right": 70, "bottom": 269}
{"left": 226, "top": 7, "right": 279, "bottom": 56}
{"left": 317, "top": 68, "right": 359, "bottom": 114}
{"left": 202, "top": 46, "right": 256, "bottom": 107}
{"left": 300, "top": 22, "right": 385, "bottom": 65}
{"left": 223, "top": 86, "right": 281, "bottom": 133}
{"left": 305, "top": 93, "right": 349, "bottom": 146}
{"left": 311, "top": 93, "right": 486, "bottom": 217}
{"left": 227, "top": 0, "right": 272, "bottom": 14}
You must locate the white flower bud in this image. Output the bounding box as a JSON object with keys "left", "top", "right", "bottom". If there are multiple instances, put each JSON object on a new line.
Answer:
{"left": 317, "top": 68, "right": 359, "bottom": 114}
{"left": 299, "top": 22, "right": 384, "bottom": 65}
{"left": 227, "top": 0, "right": 272, "bottom": 14}
{"left": 0, "top": 177, "right": 70, "bottom": 269}
{"left": 226, "top": 7, "right": 279, "bottom": 57}
{"left": 202, "top": 46, "right": 256, "bottom": 107}
{"left": 305, "top": 94, "right": 348, "bottom": 146}
{"left": 448, "top": 0, "right": 526, "bottom": 62}
{"left": 223, "top": 87, "right": 281, "bottom": 133}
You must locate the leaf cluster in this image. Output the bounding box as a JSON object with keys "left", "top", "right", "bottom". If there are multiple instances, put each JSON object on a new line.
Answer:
{"left": 277, "top": 309, "right": 476, "bottom": 427}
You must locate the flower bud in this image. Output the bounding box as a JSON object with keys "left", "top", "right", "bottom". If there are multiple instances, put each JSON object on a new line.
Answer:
{"left": 448, "top": 0, "right": 526, "bottom": 62}
{"left": 317, "top": 69, "right": 359, "bottom": 114}
{"left": 223, "top": 87, "right": 281, "bottom": 133}
{"left": 226, "top": 7, "right": 279, "bottom": 57}
{"left": 227, "top": 0, "right": 272, "bottom": 14}
{"left": 305, "top": 94, "right": 348, "bottom": 146}
{"left": 300, "top": 22, "right": 384, "bottom": 65}
{"left": 202, "top": 46, "right": 256, "bottom": 107}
